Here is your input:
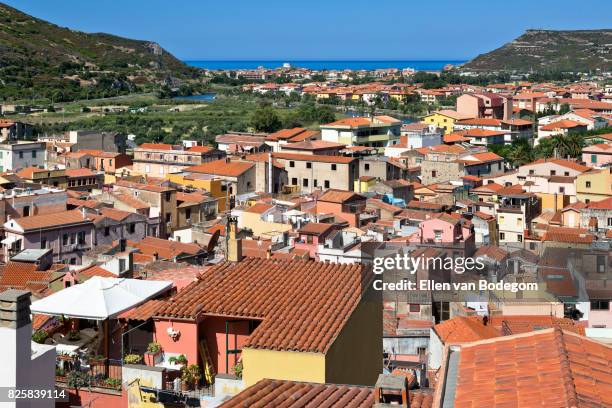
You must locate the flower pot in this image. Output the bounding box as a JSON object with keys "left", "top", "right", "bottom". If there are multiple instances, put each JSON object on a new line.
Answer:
{"left": 144, "top": 351, "right": 161, "bottom": 366}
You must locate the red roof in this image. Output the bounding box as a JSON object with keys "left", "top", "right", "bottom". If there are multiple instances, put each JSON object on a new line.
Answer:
{"left": 540, "top": 119, "right": 584, "bottom": 131}
{"left": 185, "top": 159, "right": 254, "bottom": 177}
{"left": 77, "top": 264, "right": 115, "bottom": 279}
{"left": 7, "top": 210, "right": 91, "bottom": 231}
{"left": 138, "top": 143, "right": 174, "bottom": 150}
{"left": 445, "top": 329, "right": 612, "bottom": 408}
{"left": 273, "top": 152, "right": 356, "bottom": 164}
{"left": 155, "top": 258, "right": 368, "bottom": 353}
{"left": 186, "top": 145, "right": 215, "bottom": 153}
{"left": 219, "top": 379, "right": 374, "bottom": 408}
{"left": 434, "top": 316, "right": 499, "bottom": 343}
{"left": 0, "top": 262, "right": 54, "bottom": 292}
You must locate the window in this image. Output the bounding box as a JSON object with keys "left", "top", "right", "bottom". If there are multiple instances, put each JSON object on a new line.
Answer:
{"left": 432, "top": 170, "right": 437, "bottom": 178}
{"left": 303, "top": 178, "right": 309, "bottom": 187}
{"left": 70, "top": 258, "right": 76, "bottom": 265}
{"left": 591, "top": 154, "right": 597, "bottom": 164}
{"left": 314, "top": 179, "right": 318, "bottom": 187}
{"left": 517, "top": 234, "right": 523, "bottom": 243}
{"left": 32, "top": 150, "right": 37, "bottom": 158}
{"left": 409, "top": 304, "right": 420, "bottom": 312}
{"left": 608, "top": 218, "right": 612, "bottom": 227}
{"left": 550, "top": 170, "right": 556, "bottom": 176}
{"left": 324, "top": 180, "right": 330, "bottom": 188}
{"left": 306, "top": 162, "right": 312, "bottom": 169}
{"left": 165, "top": 213, "right": 171, "bottom": 222}
{"left": 70, "top": 234, "right": 76, "bottom": 245}
{"left": 62, "top": 234, "right": 69, "bottom": 246}
{"left": 529, "top": 242, "right": 536, "bottom": 250}
{"left": 364, "top": 163, "right": 370, "bottom": 171}
{"left": 104, "top": 227, "right": 110, "bottom": 236}
{"left": 564, "top": 171, "right": 569, "bottom": 176}
{"left": 590, "top": 300, "right": 610, "bottom": 310}
{"left": 292, "top": 177, "right": 298, "bottom": 185}
{"left": 529, "top": 169, "right": 534, "bottom": 175}
{"left": 18, "top": 151, "right": 23, "bottom": 159}
{"left": 185, "top": 208, "right": 192, "bottom": 220}
{"left": 500, "top": 232, "right": 505, "bottom": 240}
{"left": 165, "top": 192, "right": 171, "bottom": 202}
{"left": 119, "top": 259, "right": 126, "bottom": 272}
{"left": 77, "top": 231, "right": 86, "bottom": 245}
{"left": 586, "top": 181, "right": 591, "bottom": 188}
{"left": 559, "top": 187, "right": 565, "bottom": 194}
{"left": 23, "top": 205, "right": 30, "bottom": 217}
{"left": 331, "top": 164, "right": 337, "bottom": 171}
{"left": 434, "top": 230, "right": 442, "bottom": 241}
{"left": 41, "top": 238, "right": 47, "bottom": 249}
{"left": 289, "top": 161, "right": 295, "bottom": 168}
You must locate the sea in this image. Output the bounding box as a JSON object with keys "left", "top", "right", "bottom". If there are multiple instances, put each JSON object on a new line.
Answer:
{"left": 183, "top": 60, "right": 466, "bottom": 71}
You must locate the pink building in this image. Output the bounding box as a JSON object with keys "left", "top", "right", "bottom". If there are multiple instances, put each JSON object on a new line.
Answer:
{"left": 456, "top": 93, "right": 512, "bottom": 120}
{"left": 294, "top": 222, "right": 335, "bottom": 260}
{"left": 410, "top": 213, "right": 475, "bottom": 256}
{"left": 582, "top": 143, "right": 612, "bottom": 167}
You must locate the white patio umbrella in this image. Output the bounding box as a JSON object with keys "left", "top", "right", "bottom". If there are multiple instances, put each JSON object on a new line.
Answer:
{"left": 31, "top": 276, "right": 172, "bottom": 320}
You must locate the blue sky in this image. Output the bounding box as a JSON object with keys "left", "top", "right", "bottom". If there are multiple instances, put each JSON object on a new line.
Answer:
{"left": 5, "top": 0, "right": 611, "bottom": 60}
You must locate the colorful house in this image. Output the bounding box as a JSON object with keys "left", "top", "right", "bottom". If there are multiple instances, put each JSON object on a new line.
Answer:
{"left": 152, "top": 257, "right": 381, "bottom": 388}
{"left": 421, "top": 110, "right": 472, "bottom": 135}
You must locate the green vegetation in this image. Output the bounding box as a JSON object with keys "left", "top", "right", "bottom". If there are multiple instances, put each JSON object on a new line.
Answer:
{"left": 463, "top": 29, "right": 612, "bottom": 73}
{"left": 123, "top": 354, "right": 143, "bottom": 364}
{"left": 0, "top": 3, "right": 202, "bottom": 102}
{"left": 32, "top": 330, "right": 48, "bottom": 344}
{"left": 490, "top": 126, "right": 612, "bottom": 167}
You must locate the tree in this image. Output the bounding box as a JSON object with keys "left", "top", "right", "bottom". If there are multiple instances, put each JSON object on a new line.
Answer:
{"left": 250, "top": 105, "right": 282, "bottom": 132}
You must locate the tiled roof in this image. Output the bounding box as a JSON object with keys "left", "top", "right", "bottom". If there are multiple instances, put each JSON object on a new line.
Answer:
{"left": 156, "top": 258, "right": 368, "bottom": 353}
{"left": 219, "top": 379, "right": 374, "bottom": 408}
{"left": 281, "top": 140, "right": 346, "bottom": 151}
{"left": 525, "top": 158, "right": 590, "bottom": 173}
{"left": 0, "top": 262, "right": 54, "bottom": 292}
{"left": 118, "top": 299, "right": 166, "bottom": 321}
{"left": 318, "top": 189, "right": 364, "bottom": 203}
{"left": 130, "top": 236, "right": 203, "bottom": 260}
{"left": 115, "top": 180, "right": 173, "bottom": 193}
{"left": 176, "top": 191, "right": 208, "bottom": 204}
{"left": 540, "top": 119, "right": 584, "bottom": 131}
{"left": 274, "top": 152, "right": 356, "bottom": 164}
{"left": 7, "top": 209, "right": 91, "bottom": 231}
{"left": 244, "top": 203, "right": 274, "bottom": 214}
{"left": 16, "top": 166, "right": 46, "bottom": 179}
{"left": 186, "top": 145, "right": 215, "bottom": 153}
{"left": 266, "top": 127, "right": 306, "bottom": 141}
{"left": 298, "top": 222, "right": 334, "bottom": 235}
{"left": 472, "top": 182, "right": 503, "bottom": 193}
{"left": 65, "top": 168, "right": 97, "bottom": 178}
{"left": 474, "top": 245, "right": 509, "bottom": 262}
{"left": 446, "top": 328, "right": 612, "bottom": 408}
{"left": 463, "top": 128, "right": 508, "bottom": 138}
{"left": 457, "top": 118, "right": 503, "bottom": 126}
{"left": 542, "top": 227, "right": 594, "bottom": 244}
{"left": 185, "top": 159, "right": 254, "bottom": 177}
{"left": 322, "top": 117, "right": 373, "bottom": 127}
{"left": 433, "top": 316, "right": 499, "bottom": 343}
{"left": 77, "top": 264, "right": 116, "bottom": 279}
{"left": 137, "top": 143, "right": 174, "bottom": 150}
{"left": 99, "top": 207, "right": 133, "bottom": 222}
{"left": 586, "top": 196, "right": 612, "bottom": 210}
{"left": 490, "top": 315, "right": 585, "bottom": 336}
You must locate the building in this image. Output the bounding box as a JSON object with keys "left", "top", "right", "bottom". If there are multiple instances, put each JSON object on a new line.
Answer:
{"left": 215, "top": 132, "right": 270, "bottom": 154}
{"left": 183, "top": 159, "right": 256, "bottom": 208}
{"left": 582, "top": 143, "right": 612, "bottom": 168}
{"left": 132, "top": 143, "right": 224, "bottom": 176}
{"left": 456, "top": 92, "right": 512, "bottom": 120}
{"left": 273, "top": 152, "right": 358, "bottom": 193}
{"left": 433, "top": 328, "right": 612, "bottom": 407}
{"left": 265, "top": 128, "right": 321, "bottom": 152}
{"left": 153, "top": 257, "right": 382, "bottom": 387}
{"left": 421, "top": 110, "right": 472, "bottom": 135}
{"left": 67, "top": 130, "right": 127, "bottom": 153}
{"left": 65, "top": 168, "right": 104, "bottom": 192}
{"left": 384, "top": 123, "right": 443, "bottom": 157}
{"left": 0, "top": 120, "right": 33, "bottom": 142}
{"left": 16, "top": 167, "right": 67, "bottom": 189}
{"left": 576, "top": 168, "right": 612, "bottom": 203}
{"left": 3, "top": 209, "right": 94, "bottom": 264}
{"left": 495, "top": 185, "right": 541, "bottom": 249}
{"left": 0, "top": 142, "right": 47, "bottom": 172}
{"left": 537, "top": 120, "right": 588, "bottom": 143}
{"left": 320, "top": 116, "right": 402, "bottom": 149}
{"left": 316, "top": 189, "right": 368, "bottom": 227}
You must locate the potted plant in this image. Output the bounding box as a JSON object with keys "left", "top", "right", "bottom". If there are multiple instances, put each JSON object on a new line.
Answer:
{"left": 144, "top": 342, "right": 162, "bottom": 366}
{"left": 104, "top": 378, "right": 122, "bottom": 390}
{"left": 32, "top": 330, "right": 48, "bottom": 344}
{"left": 180, "top": 364, "right": 201, "bottom": 391}
{"left": 232, "top": 361, "right": 243, "bottom": 379}
{"left": 123, "top": 354, "right": 142, "bottom": 365}
{"left": 89, "top": 355, "right": 105, "bottom": 366}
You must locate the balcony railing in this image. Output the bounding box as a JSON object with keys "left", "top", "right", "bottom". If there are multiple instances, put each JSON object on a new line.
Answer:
{"left": 56, "top": 357, "right": 122, "bottom": 391}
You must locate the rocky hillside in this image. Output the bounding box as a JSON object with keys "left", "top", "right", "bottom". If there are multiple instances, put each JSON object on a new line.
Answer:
{"left": 0, "top": 2, "right": 200, "bottom": 101}
{"left": 462, "top": 29, "right": 612, "bottom": 73}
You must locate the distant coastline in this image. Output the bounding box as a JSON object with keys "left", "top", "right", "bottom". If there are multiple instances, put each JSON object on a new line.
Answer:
{"left": 183, "top": 60, "right": 467, "bottom": 71}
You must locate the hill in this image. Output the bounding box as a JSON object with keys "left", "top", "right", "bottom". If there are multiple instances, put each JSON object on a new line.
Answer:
{"left": 0, "top": 2, "right": 200, "bottom": 102}
{"left": 462, "top": 29, "right": 612, "bottom": 73}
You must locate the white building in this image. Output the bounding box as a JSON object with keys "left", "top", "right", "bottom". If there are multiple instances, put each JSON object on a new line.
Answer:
{"left": 0, "top": 142, "right": 47, "bottom": 172}
{"left": 320, "top": 116, "right": 402, "bottom": 149}
{"left": 384, "top": 123, "right": 442, "bottom": 157}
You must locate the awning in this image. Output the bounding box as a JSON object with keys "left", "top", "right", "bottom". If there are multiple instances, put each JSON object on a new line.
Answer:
{"left": 31, "top": 277, "right": 172, "bottom": 320}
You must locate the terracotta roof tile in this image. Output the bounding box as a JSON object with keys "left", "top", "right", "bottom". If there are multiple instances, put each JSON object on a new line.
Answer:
{"left": 318, "top": 189, "right": 364, "bottom": 204}
{"left": 0, "top": 262, "right": 54, "bottom": 292}
{"left": 77, "top": 264, "right": 116, "bottom": 278}
{"left": 155, "top": 258, "right": 369, "bottom": 353}
{"left": 244, "top": 203, "right": 274, "bottom": 214}
{"left": 138, "top": 143, "right": 174, "bottom": 150}
{"left": 118, "top": 299, "right": 166, "bottom": 321}
{"left": 219, "top": 379, "right": 374, "bottom": 408}
{"left": 185, "top": 159, "right": 254, "bottom": 177}
{"left": 6, "top": 209, "right": 91, "bottom": 231}
{"left": 129, "top": 236, "right": 204, "bottom": 260}
{"left": 445, "top": 329, "right": 612, "bottom": 408}
{"left": 273, "top": 152, "right": 356, "bottom": 164}
{"left": 298, "top": 222, "right": 334, "bottom": 235}
{"left": 434, "top": 316, "right": 499, "bottom": 343}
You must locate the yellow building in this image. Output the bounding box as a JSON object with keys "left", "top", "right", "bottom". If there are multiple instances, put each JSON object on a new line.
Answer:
{"left": 239, "top": 203, "right": 292, "bottom": 239}
{"left": 536, "top": 192, "right": 570, "bottom": 212}
{"left": 166, "top": 173, "right": 227, "bottom": 211}
{"left": 576, "top": 168, "right": 612, "bottom": 203}
{"left": 354, "top": 176, "right": 377, "bottom": 193}
{"left": 421, "top": 109, "right": 472, "bottom": 135}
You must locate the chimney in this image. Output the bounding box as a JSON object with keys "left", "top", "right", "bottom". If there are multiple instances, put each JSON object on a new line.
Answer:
{"left": 0, "top": 290, "right": 35, "bottom": 391}
{"left": 373, "top": 373, "right": 409, "bottom": 406}
{"left": 226, "top": 216, "right": 243, "bottom": 262}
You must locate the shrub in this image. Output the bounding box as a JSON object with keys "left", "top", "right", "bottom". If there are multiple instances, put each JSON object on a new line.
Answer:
{"left": 32, "top": 330, "right": 48, "bottom": 344}
{"left": 123, "top": 354, "right": 142, "bottom": 364}
{"left": 146, "top": 342, "right": 161, "bottom": 353}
